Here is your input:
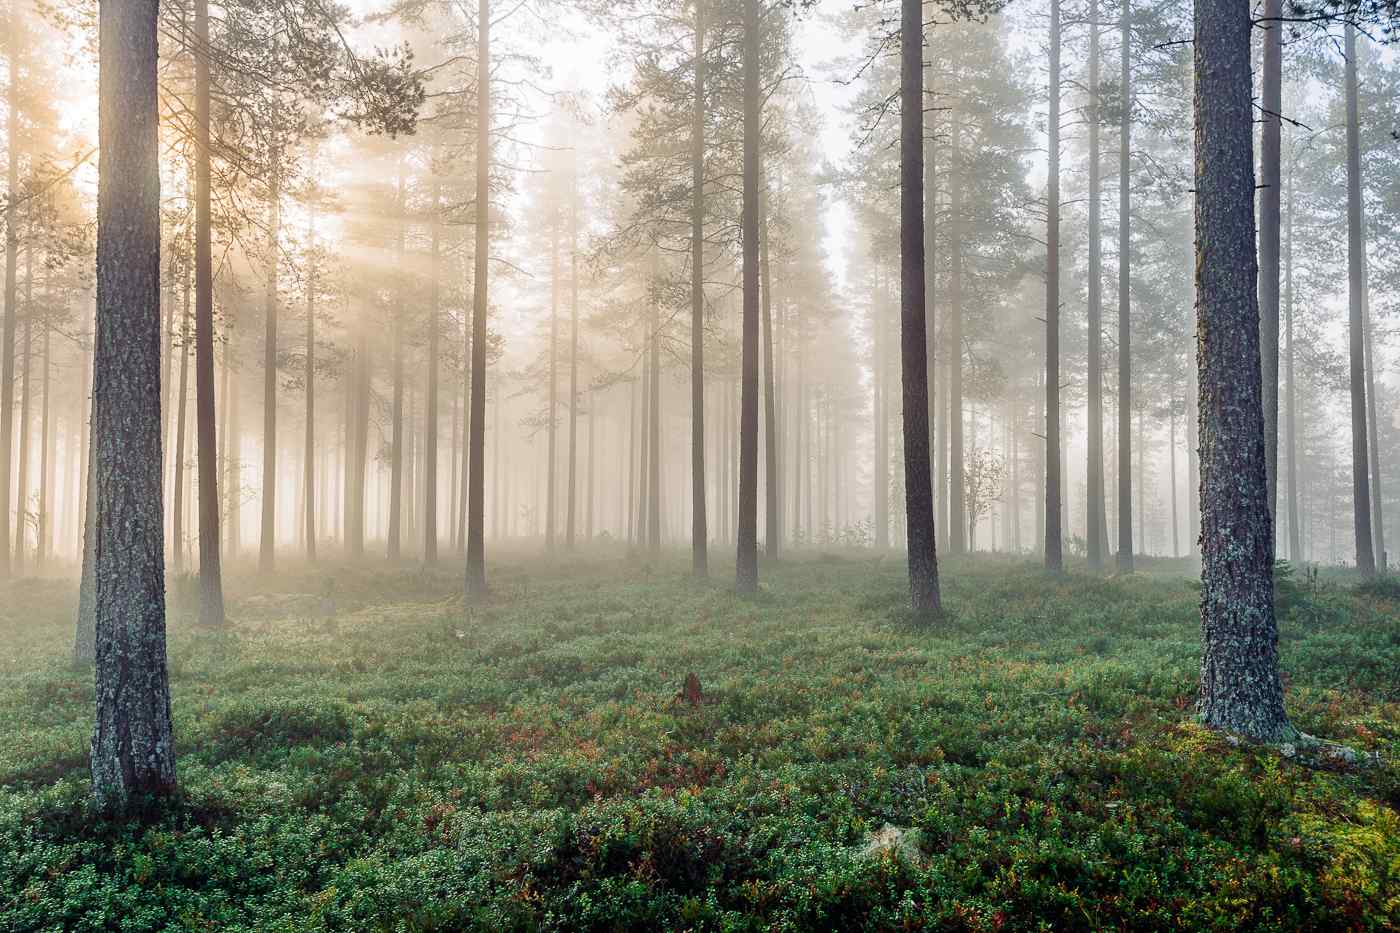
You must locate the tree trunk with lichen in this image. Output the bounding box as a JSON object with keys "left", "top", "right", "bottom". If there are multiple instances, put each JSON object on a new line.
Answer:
{"left": 91, "top": 0, "right": 177, "bottom": 811}
{"left": 1192, "top": 0, "right": 1292, "bottom": 743}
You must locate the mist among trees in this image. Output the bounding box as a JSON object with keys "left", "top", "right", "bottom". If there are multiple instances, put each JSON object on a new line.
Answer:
{"left": 2, "top": 0, "right": 1399, "bottom": 926}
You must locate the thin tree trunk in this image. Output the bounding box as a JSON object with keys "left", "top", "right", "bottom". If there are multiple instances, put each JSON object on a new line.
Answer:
{"left": 425, "top": 173, "right": 440, "bottom": 563}
{"left": 1116, "top": 0, "right": 1133, "bottom": 572}
{"left": 1343, "top": 23, "right": 1375, "bottom": 577}
{"left": 1194, "top": 0, "right": 1292, "bottom": 741}
{"left": 173, "top": 277, "right": 191, "bottom": 575}
{"left": 1087, "top": 0, "right": 1106, "bottom": 570}
{"left": 547, "top": 206, "right": 559, "bottom": 551}
{"left": 388, "top": 170, "right": 405, "bottom": 561}
{"left": 1361, "top": 248, "right": 1384, "bottom": 569}
{"left": 304, "top": 201, "right": 317, "bottom": 560}
{"left": 736, "top": 0, "right": 761, "bottom": 592}
{"left": 14, "top": 290, "right": 29, "bottom": 573}
{"left": 647, "top": 265, "right": 661, "bottom": 554}
{"left": 466, "top": 0, "right": 490, "bottom": 595}
{"left": 948, "top": 118, "right": 965, "bottom": 554}
{"left": 566, "top": 153, "right": 580, "bottom": 550}
{"left": 690, "top": 1, "right": 708, "bottom": 575}
{"left": 1045, "top": 0, "right": 1063, "bottom": 570}
{"left": 760, "top": 175, "right": 779, "bottom": 558}
{"left": 901, "top": 0, "right": 941, "bottom": 612}
{"left": 91, "top": 0, "right": 176, "bottom": 811}
{"left": 1259, "top": 0, "right": 1282, "bottom": 529}
{"left": 194, "top": 0, "right": 225, "bottom": 622}
{"left": 259, "top": 158, "right": 280, "bottom": 573}
{"left": 1284, "top": 144, "right": 1301, "bottom": 562}
{"left": 0, "top": 22, "right": 20, "bottom": 579}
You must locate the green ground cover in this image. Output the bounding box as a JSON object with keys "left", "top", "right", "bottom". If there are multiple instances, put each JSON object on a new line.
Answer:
{"left": 1, "top": 551, "right": 1397, "bottom": 930}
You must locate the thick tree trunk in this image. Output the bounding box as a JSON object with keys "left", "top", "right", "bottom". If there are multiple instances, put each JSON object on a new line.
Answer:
{"left": 901, "top": 0, "right": 941, "bottom": 612}
{"left": 91, "top": 0, "right": 176, "bottom": 811}
{"left": 466, "top": 0, "right": 490, "bottom": 595}
{"left": 736, "top": 0, "right": 761, "bottom": 592}
{"left": 690, "top": 2, "right": 708, "bottom": 575}
{"left": 1193, "top": 0, "right": 1292, "bottom": 742}
{"left": 1044, "top": 0, "right": 1063, "bottom": 570}
{"left": 259, "top": 160, "right": 280, "bottom": 573}
{"left": 1259, "top": 0, "right": 1282, "bottom": 530}
{"left": 1086, "top": 0, "right": 1107, "bottom": 570}
{"left": 193, "top": 0, "right": 225, "bottom": 623}
{"left": 1343, "top": 24, "right": 1375, "bottom": 577}
{"left": 1116, "top": 0, "right": 1133, "bottom": 572}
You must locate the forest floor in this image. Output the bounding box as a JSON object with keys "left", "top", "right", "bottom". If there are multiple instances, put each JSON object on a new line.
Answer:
{"left": 1, "top": 549, "right": 1398, "bottom": 930}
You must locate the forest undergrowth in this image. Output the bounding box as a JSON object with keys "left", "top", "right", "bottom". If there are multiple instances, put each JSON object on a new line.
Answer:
{"left": 1, "top": 551, "right": 1397, "bottom": 930}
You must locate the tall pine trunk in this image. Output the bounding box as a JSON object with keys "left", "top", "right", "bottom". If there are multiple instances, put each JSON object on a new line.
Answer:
{"left": 304, "top": 202, "right": 317, "bottom": 560}
{"left": 760, "top": 177, "right": 779, "bottom": 557}
{"left": 566, "top": 156, "right": 580, "bottom": 549}
{"left": 388, "top": 171, "right": 406, "bottom": 561}
{"left": 194, "top": 0, "right": 225, "bottom": 623}
{"left": 173, "top": 274, "right": 192, "bottom": 574}
{"left": 259, "top": 159, "right": 280, "bottom": 573}
{"left": 91, "top": 0, "right": 176, "bottom": 811}
{"left": 1115, "top": 0, "right": 1133, "bottom": 572}
{"left": 1086, "top": 0, "right": 1107, "bottom": 570}
{"left": 1259, "top": 0, "right": 1282, "bottom": 529}
{"left": 901, "top": 0, "right": 941, "bottom": 612}
{"left": 736, "top": 0, "right": 761, "bottom": 592}
{"left": 1194, "top": 0, "right": 1292, "bottom": 741}
{"left": 1284, "top": 147, "right": 1300, "bottom": 562}
{"left": 690, "top": 1, "right": 708, "bottom": 575}
{"left": 0, "top": 24, "right": 20, "bottom": 579}
{"left": 425, "top": 173, "right": 440, "bottom": 563}
{"left": 1044, "top": 0, "right": 1063, "bottom": 570}
{"left": 948, "top": 119, "right": 965, "bottom": 554}
{"left": 466, "top": 0, "right": 490, "bottom": 595}
{"left": 1343, "top": 24, "right": 1375, "bottom": 577}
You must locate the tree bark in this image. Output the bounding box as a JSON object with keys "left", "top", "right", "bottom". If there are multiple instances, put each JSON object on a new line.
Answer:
{"left": 1259, "top": 0, "right": 1282, "bottom": 531}
{"left": 194, "top": 0, "right": 225, "bottom": 623}
{"left": 91, "top": 0, "right": 176, "bottom": 811}
{"left": 466, "top": 0, "right": 490, "bottom": 595}
{"left": 901, "top": 0, "right": 941, "bottom": 613}
{"left": 546, "top": 205, "right": 559, "bottom": 551}
{"left": 690, "top": 0, "right": 708, "bottom": 575}
{"left": 736, "top": 0, "right": 761, "bottom": 592}
{"left": 566, "top": 154, "right": 580, "bottom": 550}
{"left": 1343, "top": 24, "right": 1375, "bottom": 577}
{"left": 760, "top": 175, "right": 779, "bottom": 558}
{"left": 948, "top": 118, "right": 965, "bottom": 555}
{"left": 1044, "top": 0, "right": 1063, "bottom": 570}
{"left": 259, "top": 158, "right": 280, "bottom": 573}
{"left": 1087, "top": 0, "right": 1107, "bottom": 570}
{"left": 0, "top": 21, "right": 20, "bottom": 579}
{"left": 1193, "top": 0, "right": 1292, "bottom": 742}
{"left": 304, "top": 201, "right": 317, "bottom": 561}
{"left": 173, "top": 272, "right": 191, "bottom": 574}
{"left": 1116, "top": 0, "right": 1133, "bottom": 572}
{"left": 425, "top": 173, "right": 440, "bottom": 563}
{"left": 1284, "top": 148, "right": 1300, "bottom": 563}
